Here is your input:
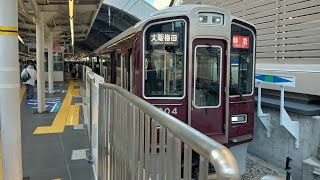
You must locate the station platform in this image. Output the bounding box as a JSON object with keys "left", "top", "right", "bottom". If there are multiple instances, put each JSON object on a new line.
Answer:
{"left": 15, "top": 79, "right": 94, "bottom": 180}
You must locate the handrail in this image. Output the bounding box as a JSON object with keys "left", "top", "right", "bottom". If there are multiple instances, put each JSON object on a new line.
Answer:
{"left": 100, "top": 82, "right": 240, "bottom": 179}
{"left": 259, "top": 175, "right": 285, "bottom": 180}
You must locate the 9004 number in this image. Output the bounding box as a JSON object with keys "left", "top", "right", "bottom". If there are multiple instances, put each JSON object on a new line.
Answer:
{"left": 158, "top": 107, "right": 177, "bottom": 115}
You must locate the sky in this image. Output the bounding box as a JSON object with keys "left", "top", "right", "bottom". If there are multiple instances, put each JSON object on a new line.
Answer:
{"left": 145, "top": 0, "right": 172, "bottom": 10}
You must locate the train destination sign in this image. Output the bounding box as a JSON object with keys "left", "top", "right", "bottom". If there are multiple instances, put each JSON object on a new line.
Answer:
{"left": 150, "top": 32, "right": 179, "bottom": 46}
{"left": 232, "top": 35, "right": 249, "bottom": 49}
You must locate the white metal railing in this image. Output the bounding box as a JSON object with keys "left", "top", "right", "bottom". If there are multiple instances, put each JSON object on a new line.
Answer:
{"left": 94, "top": 80, "right": 240, "bottom": 180}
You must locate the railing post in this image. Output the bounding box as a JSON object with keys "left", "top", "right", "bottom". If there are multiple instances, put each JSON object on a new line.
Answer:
{"left": 183, "top": 145, "right": 192, "bottom": 180}
{"left": 88, "top": 75, "right": 94, "bottom": 162}
{"left": 144, "top": 115, "right": 151, "bottom": 180}
{"left": 159, "top": 125, "right": 166, "bottom": 180}
{"left": 98, "top": 84, "right": 106, "bottom": 180}
{"left": 138, "top": 111, "right": 145, "bottom": 179}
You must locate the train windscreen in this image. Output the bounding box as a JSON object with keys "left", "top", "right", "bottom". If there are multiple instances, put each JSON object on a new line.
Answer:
{"left": 230, "top": 21, "right": 255, "bottom": 96}
{"left": 143, "top": 20, "right": 186, "bottom": 98}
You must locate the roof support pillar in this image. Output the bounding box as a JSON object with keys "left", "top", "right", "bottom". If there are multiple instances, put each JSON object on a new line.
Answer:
{"left": 48, "top": 31, "right": 54, "bottom": 93}
{"left": 36, "top": 13, "right": 46, "bottom": 113}
{"left": 0, "top": 0, "right": 23, "bottom": 179}
{"left": 91, "top": 57, "right": 94, "bottom": 70}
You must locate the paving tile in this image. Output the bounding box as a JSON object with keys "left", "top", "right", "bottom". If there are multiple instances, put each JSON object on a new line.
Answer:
{"left": 69, "top": 164, "right": 95, "bottom": 180}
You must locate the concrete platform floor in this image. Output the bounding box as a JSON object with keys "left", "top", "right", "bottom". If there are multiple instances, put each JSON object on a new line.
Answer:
{"left": 20, "top": 81, "right": 94, "bottom": 180}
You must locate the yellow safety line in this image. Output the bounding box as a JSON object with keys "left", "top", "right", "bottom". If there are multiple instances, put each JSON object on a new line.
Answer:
{"left": 0, "top": 26, "right": 18, "bottom": 31}
{"left": 20, "top": 85, "right": 26, "bottom": 104}
{"left": 33, "top": 80, "right": 80, "bottom": 134}
{"left": 52, "top": 178, "right": 61, "bottom": 180}
{"left": 0, "top": 31, "right": 18, "bottom": 36}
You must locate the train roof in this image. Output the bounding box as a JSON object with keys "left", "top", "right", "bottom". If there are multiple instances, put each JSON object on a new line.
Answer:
{"left": 93, "top": 4, "right": 255, "bottom": 54}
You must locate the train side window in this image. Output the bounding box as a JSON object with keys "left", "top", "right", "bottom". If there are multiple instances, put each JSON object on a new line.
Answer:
{"left": 121, "top": 54, "right": 125, "bottom": 88}
{"left": 194, "top": 46, "right": 221, "bottom": 108}
{"left": 115, "top": 53, "right": 121, "bottom": 86}
{"left": 130, "top": 53, "right": 133, "bottom": 93}
{"left": 143, "top": 19, "right": 186, "bottom": 98}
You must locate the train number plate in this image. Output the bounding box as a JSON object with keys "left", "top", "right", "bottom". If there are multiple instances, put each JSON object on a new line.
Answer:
{"left": 158, "top": 107, "right": 178, "bottom": 115}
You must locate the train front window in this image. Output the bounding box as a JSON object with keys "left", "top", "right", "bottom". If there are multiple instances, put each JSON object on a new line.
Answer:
{"left": 230, "top": 22, "right": 255, "bottom": 96}
{"left": 194, "top": 46, "right": 221, "bottom": 108}
{"left": 143, "top": 20, "right": 186, "bottom": 98}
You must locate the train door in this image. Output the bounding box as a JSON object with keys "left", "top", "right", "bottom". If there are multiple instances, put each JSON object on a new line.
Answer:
{"left": 191, "top": 39, "right": 227, "bottom": 143}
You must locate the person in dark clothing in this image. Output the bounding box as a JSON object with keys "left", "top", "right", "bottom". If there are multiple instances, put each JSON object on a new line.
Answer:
{"left": 21, "top": 64, "right": 37, "bottom": 99}
{"left": 71, "top": 65, "right": 77, "bottom": 78}
{"left": 145, "top": 60, "right": 157, "bottom": 95}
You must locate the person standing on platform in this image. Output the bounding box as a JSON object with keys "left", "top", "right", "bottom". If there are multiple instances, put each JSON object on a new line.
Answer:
{"left": 21, "top": 64, "right": 37, "bottom": 99}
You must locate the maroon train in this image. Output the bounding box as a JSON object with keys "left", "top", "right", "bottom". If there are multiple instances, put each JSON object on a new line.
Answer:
{"left": 95, "top": 4, "right": 256, "bottom": 172}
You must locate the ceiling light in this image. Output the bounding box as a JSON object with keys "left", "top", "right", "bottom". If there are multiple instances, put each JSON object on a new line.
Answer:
{"left": 18, "top": 35, "right": 24, "bottom": 44}
{"left": 69, "top": 0, "right": 74, "bottom": 46}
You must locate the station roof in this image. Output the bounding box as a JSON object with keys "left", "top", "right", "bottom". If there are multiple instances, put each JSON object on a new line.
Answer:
{"left": 75, "top": 4, "right": 140, "bottom": 55}
{"left": 18, "top": 0, "right": 103, "bottom": 43}
{"left": 17, "top": 0, "right": 153, "bottom": 59}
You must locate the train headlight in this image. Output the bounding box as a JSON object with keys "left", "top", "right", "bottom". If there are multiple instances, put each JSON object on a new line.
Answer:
{"left": 198, "top": 15, "right": 208, "bottom": 23}
{"left": 231, "top": 114, "right": 247, "bottom": 124}
{"left": 212, "top": 16, "right": 222, "bottom": 24}
{"left": 198, "top": 13, "right": 224, "bottom": 25}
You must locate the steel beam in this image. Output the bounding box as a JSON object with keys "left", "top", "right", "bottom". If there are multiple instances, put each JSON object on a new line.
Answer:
{"left": 85, "top": 0, "right": 104, "bottom": 38}
{"left": 39, "top": 4, "right": 98, "bottom": 12}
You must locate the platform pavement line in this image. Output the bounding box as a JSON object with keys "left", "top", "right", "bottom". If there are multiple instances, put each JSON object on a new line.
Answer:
{"left": 33, "top": 80, "right": 80, "bottom": 134}
{"left": 20, "top": 84, "right": 26, "bottom": 104}
{"left": 52, "top": 178, "right": 61, "bottom": 180}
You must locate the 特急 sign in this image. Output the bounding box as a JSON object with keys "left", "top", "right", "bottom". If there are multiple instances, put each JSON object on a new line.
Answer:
{"left": 232, "top": 35, "right": 249, "bottom": 49}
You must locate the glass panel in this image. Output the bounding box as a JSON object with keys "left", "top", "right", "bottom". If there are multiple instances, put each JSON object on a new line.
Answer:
{"left": 194, "top": 46, "right": 221, "bottom": 107}
{"left": 144, "top": 20, "right": 185, "bottom": 98}
{"left": 230, "top": 23, "right": 255, "bottom": 96}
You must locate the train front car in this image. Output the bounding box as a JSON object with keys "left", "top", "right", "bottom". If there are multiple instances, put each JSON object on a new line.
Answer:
{"left": 139, "top": 5, "right": 256, "bottom": 174}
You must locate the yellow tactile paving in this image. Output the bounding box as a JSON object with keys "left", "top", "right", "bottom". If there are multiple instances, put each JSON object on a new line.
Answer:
{"left": 20, "top": 84, "right": 26, "bottom": 104}
{"left": 52, "top": 178, "right": 61, "bottom": 180}
{"left": 72, "top": 89, "right": 80, "bottom": 96}
{"left": 33, "top": 80, "right": 80, "bottom": 134}
{"left": 66, "top": 105, "right": 80, "bottom": 126}
{"left": 33, "top": 126, "right": 51, "bottom": 134}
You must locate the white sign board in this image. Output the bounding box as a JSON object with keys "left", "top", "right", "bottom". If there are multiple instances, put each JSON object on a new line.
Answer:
{"left": 255, "top": 74, "right": 295, "bottom": 87}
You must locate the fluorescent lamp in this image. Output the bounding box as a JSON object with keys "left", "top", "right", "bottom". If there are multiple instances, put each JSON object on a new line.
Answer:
{"left": 69, "top": 0, "right": 74, "bottom": 46}
{"left": 18, "top": 35, "right": 24, "bottom": 44}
